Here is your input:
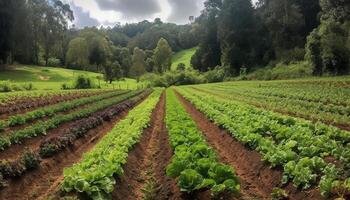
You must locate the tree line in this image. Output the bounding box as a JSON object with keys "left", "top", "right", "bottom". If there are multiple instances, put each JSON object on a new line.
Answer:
{"left": 191, "top": 0, "right": 350, "bottom": 76}
{"left": 0, "top": 0, "right": 197, "bottom": 83}
{"left": 1, "top": 0, "right": 349, "bottom": 83}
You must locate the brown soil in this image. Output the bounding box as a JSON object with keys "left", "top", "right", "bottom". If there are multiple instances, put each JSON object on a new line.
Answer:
{"left": 175, "top": 90, "right": 326, "bottom": 200}
{"left": 1, "top": 91, "right": 128, "bottom": 135}
{"left": 191, "top": 87, "right": 350, "bottom": 131}
{"left": 0, "top": 94, "right": 146, "bottom": 200}
{"left": 0, "top": 92, "right": 134, "bottom": 160}
{"left": 112, "top": 91, "right": 182, "bottom": 200}
{"left": 0, "top": 90, "right": 109, "bottom": 118}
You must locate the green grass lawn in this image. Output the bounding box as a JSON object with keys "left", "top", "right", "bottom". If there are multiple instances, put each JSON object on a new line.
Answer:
{"left": 171, "top": 47, "right": 197, "bottom": 70}
{"left": 0, "top": 65, "right": 142, "bottom": 90}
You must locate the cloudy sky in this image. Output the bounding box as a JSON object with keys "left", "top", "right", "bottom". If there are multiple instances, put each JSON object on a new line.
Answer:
{"left": 65, "top": 0, "right": 258, "bottom": 28}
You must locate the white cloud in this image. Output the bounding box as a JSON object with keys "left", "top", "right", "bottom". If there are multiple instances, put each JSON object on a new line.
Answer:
{"left": 66, "top": 0, "right": 260, "bottom": 27}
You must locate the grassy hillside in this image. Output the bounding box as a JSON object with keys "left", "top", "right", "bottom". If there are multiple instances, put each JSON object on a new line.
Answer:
{"left": 0, "top": 65, "right": 140, "bottom": 90}
{"left": 171, "top": 47, "right": 197, "bottom": 70}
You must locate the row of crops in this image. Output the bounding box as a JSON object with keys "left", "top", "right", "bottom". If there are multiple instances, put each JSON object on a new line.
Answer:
{"left": 0, "top": 77, "right": 349, "bottom": 200}
{"left": 0, "top": 90, "right": 144, "bottom": 150}
{"left": 177, "top": 86, "right": 350, "bottom": 199}
{"left": 0, "top": 88, "right": 154, "bottom": 191}
{"left": 0, "top": 89, "right": 110, "bottom": 107}
{"left": 61, "top": 88, "right": 163, "bottom": 199}
{"left": 59, "top": 89, "right": 242, "bottom": 199}
{"left": 193, "top": 79, "right": 350, "bottom": 126}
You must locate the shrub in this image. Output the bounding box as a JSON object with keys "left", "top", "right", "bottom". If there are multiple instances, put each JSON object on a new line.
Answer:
{"left": 247, "top": 61, "right": 313, "bottom": 80}
{"left": 47, "top": 58, "right": 61, "bottom": 67}
{"left": 0, "top": 81, "right": 35, "bottom": 92}
{"left": 0, "top": 81, "right": 12, "bottom": 92}
{"left": 21, "top": 150, "right": 40, "bottom": 170}
{"left": 61, "top": 83, "right": 71, "bottom": 90}
{"left": 140, "top": 70, "right": 206, "bottom": 87}
{"left": 204, "top": 66, "right": 226, "bottom": 83}
{"left": 73, "top": 75, "right": 94, "bottom": 89}
{"left": 177, "top": 63, "right": 186, "bottom": 71}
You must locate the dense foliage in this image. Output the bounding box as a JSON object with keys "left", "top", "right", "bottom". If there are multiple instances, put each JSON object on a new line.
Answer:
{"left": 192, "top": 0, "right": 349, "bottom": 77}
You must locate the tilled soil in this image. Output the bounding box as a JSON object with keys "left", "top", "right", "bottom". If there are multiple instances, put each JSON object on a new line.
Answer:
{"left": 0, "top": 94, "right": 148, "bottom": 200}
{"left": 0, "top": 90, "right": 109, "bottom": 118}
{"left": 112, "top": 92, "right": 182, "bottom": 200}
{"left": 175, "top": 90, "right": 325, "bottom": 200}
{"left": 0, "top": 90, "right": 129, "bottom": 135}
{"left": 191, "top": 87, "right": 350, "bottom": 131}
{"left": 0, "top": 91, "right": 134, "bottom": 160}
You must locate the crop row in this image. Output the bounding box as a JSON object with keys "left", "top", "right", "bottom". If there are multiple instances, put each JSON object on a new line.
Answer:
{"left": 0, "top": 90, "right": 144, "bottom": 151}
{"left": 0, "top": 89, "right": 110, "bottom": 106}
{"left": 61, "top": 88, "right": 163, "bottom": 199}
{"left": 165, "top": 89, "right": 240, "bottom": 197}
{"left": 0, "top": 90, "right": 151, "bottom": 184}
{"left": 209, "top": 79, "right": 350, "bottom": 106}
{"left": 0, "top": 90, "right": 128, "bottom": 130}
{"left": 195, "top": 85, "right": 350, "bottom": 125}
{"left": 39, "top": 89, "right": 151, "bottom": 158}
{"left": 0, "top": 89, "right": 109, "bottom": 115}
{"left": 177, "top": 87, "right": 350, "bottom": 198}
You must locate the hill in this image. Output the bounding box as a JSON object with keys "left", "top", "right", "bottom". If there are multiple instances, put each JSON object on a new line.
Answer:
{"left": 0, "top": 65, "right": 139, "bottom": 90}
{"left": 171, "top": 47, "right": 197, "bottom": 70}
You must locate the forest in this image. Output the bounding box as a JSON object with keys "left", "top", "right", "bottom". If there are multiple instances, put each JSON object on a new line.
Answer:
{"left": 0, "top": 0, "right": 349, "bottom": 86}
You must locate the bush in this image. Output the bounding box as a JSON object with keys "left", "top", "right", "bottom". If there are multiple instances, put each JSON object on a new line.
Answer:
{"left": 275, "top": 47, "right": 306, "bottom": 64}
{"left": 0, "top": 81, "right": 12, "bottom": 92}
{"left": 61, "top": 83, "right": 71, "bottom": 90}
{"left": 47, "top": 58, "right": 61, "bottom": 67}
{"left": 177, "top": 63, "right": 186, "bottom": 71}
{"left": 73, "top": 75, "right": 94, "bottom": 89}
{"left": 204, "top": 66, "right": 226, "bottom": 83}
{"left": 0, "top": 81, "right": 34, "bottom": 92}
{"left": 140, "top": 69, "right": 206, "bottom": 87}
{"left": 247, "top": 61, "right": 313, "bottom": 80}
{"left": 21, "top": 150, "right": 40, "bottom": 170}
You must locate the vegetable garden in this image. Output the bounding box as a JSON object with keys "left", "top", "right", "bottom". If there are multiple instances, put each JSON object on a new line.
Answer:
{"left": 0, "top": 77, "right": 349, "bottom": 200}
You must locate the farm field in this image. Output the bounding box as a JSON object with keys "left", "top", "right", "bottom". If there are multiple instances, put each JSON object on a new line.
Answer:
{"left": 1, "top": 0, "right": 349, "bottom": 199}
{"left": 0, "top": 77, "right": 349, "bottom": 200}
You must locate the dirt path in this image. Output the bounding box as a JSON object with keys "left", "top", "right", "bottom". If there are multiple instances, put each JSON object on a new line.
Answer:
{"left": 0, "top": 95, "right": 147, "bottom": 200}
{"left": 175, "top": 90, "right": 325, "bottom": 200}
{"left": 112, "top": 92, "right": 181, "bottom": 200}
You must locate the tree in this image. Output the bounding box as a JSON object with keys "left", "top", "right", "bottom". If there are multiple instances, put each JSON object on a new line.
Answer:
{"left": 177, "top": 63, "right": 186, "bottom": 71}
{"left": 66, "top": 37, "right": 89, "bottom": 69}
{"left": 218, "top": 0, "right": 256, "bottom": 75}
{"left": 89, "top": 36, "right": 110, "bottom": 72}
{"left": 305, "top": 0, "right": 350, "bottom": 75}
{"left": 38, "top": 0, "right": 74, "bottom": 66}
{"left": 103, "top": 61, "right": 123, "bottom": 84}
{"left": 146, "top": 58, "right": 155, "bottom": 72}
{"left": 130, "top": 47, "right": 146, "bottom": 81}
{"left": 263, "top": 0, "right": 305, "bottom": 51}
{"left": 0, "top": 0, "right": 26, "bottom": 65}
{"left": 153, "top": 38, "right": 173, "bottom": 73}
{"left": 110, "top": 46, "right": 132, "bottom": 77}
{"left": 191, "top": 0, "right": 222, "bottom": 72}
